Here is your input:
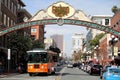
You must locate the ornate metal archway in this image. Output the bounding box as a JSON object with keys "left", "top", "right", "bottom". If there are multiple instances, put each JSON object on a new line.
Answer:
{"left": 0, "top": 1, "right": 120, "bottom": 37}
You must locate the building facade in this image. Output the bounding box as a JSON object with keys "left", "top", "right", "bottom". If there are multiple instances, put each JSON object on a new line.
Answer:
{"left": 99, "top": 34, "right": 111, "bottom": 65}
{"left": 31, "top": 25, "right": 45, "bottom": 44}
{"left": 50, "top": 34, "right": 64, "bottom": 51}
{"left": 0, "top": 0, "right": 32, "bottom": 72}
{"left": 17, "top": 2, "right": 32, "bottom": 35}
{"left": 71, "top": 33, "right": 84, "bottom": 53}
{"left": 86, "top": 15, "right": 112, "bottom": 52}
{"left": 0, "top": 0, "right": 18, "bottom": 47}
{"left": 110, "top": 10, "right": 120, "bottom": 52}
{"left": 86, "top": 15, "right": 112, "bottom": 62}
{"left": 50, "top": 34, "right": 64, "bottom": 57}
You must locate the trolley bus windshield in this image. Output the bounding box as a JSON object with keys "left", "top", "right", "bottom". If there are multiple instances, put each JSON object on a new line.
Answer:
{"left": 27, "top": 52, "right": 48, "bottom": 63}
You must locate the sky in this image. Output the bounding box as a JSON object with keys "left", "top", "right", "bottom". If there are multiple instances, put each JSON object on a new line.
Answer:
{"left": 22, "top": 0, "right": 120, "bottom": 57}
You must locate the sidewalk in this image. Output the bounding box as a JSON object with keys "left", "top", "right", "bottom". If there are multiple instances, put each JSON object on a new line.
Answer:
{"left": 0, "top": 72, "right": 19, "bottom": 78}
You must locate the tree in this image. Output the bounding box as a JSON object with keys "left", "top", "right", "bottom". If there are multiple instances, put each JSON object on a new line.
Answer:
{"left": 112, "top": 6, "right": 119, "bottom": 14}
{"left": 89, "top": 33, "right": 105, "bottom": 50}
{"left": 31, "top": 40, "right": 45, "bottom": 49}
{"left": 7, "top": 32, "right": 32, "bottom": 63}
{"left": 8, "top": 32, "right": 32, "bottom": 51}
{"left": 49, "top": 46, "right": 61, "bottom": 53}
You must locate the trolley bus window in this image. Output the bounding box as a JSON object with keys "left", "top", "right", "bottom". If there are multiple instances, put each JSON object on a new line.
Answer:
{"left": 27, "top": 52, "right": 48, "bottom": 63}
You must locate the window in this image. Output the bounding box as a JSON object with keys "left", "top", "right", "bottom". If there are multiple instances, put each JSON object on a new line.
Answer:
{"left": 14, "top": 5, "right": 16, "bottom": 15}
{"left": 11, "top": 20, "right": 13, "bottom": 26}
{"left": 8, "top": 0, "right": 10, "bottom": 9}
{"left": 4, "top": 0, "right": 7, "bottom": 7}
{"left": 4, "top": 14, "right": 6, "bottom": 25}
{"left": 11, "top": 2, "right": 13, "bottom": 13}
{"left": 116, "top": 22, "right": 119, "bottom": 25}
{"left": 31, "top": 28, "right": 37, "bottom": 32}
{"left": 105, "top": 19, "right": 109, "bottom": 25}
{"left": 114, "top": 25, "right": 116, "bottom": 28}
{"left": 7, "top": 17, "right": 10, "bottom": 27}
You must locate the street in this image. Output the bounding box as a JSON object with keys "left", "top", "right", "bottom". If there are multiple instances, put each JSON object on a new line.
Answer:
{"left": 60, "top": 67, "right": 101, "bottom": 80}
{"left": 0, "top": 66, "right": 101, "bottom": 80}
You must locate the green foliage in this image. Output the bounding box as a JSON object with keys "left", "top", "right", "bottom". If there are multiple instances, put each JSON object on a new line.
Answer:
{"left": 32, "top": 40, "right": 45, "bottom": 49}
{"left": 89, "top": 33, "right": 105, "bottom": 50}
{"left": 7, "top": 32, "right": 32, "bottom": 54}
{"left": 49, "top": 46, "right": 61, "bottom": 53}
{"left": 112, "top": 6, "right": 119, "bottom": 14}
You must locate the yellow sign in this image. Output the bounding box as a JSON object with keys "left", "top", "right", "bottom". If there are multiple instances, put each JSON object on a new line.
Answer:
{"left": 52, "top": 5, "right": 69, "bottom": 17}
{"left": 47, "top": 1, "right": 75, "bottom": 18}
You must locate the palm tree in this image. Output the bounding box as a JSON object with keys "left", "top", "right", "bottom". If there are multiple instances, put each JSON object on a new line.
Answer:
{"left": 112, "top": 6, "right": 119, "bottom": 14}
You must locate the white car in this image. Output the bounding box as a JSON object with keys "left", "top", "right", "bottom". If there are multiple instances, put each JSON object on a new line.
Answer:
{"left": 67, "top": 63, "right": 73, "bottom": 68}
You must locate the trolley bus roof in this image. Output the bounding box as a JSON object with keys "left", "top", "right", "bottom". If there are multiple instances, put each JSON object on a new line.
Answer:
{"left": 27, "top": 49, "right": 57, "bottom": 54}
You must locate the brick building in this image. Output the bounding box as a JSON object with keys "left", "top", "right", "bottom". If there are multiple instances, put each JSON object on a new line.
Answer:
{"left": 111, "top": 10, "right": 120, "bottom": 51}
{"left": 99, "top": 10, "right": 120, "bottom": 65}
{"left": 0, "top": 0, "right": 32, "bottom": 72}
{"left": 31, "top": 25, "right": 45, "bottom": 44}
{"left": 99, "top": 34, "right": 110, "bottom": 65}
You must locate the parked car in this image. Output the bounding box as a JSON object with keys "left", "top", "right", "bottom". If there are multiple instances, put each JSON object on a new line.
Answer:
{"left": 73, "top": 63, "right": 78, "bottom": 67}
{"left": 103, "top": 67, "right": 120, "bottom": 80}
{"left": 67, "top": 63, "right": 73, "bottom": 68}
{"left": 100, "top": 65, "right": 111, "bottom": 79}
{"left": 89, "top": 64, "right": 103, "bottom": 75}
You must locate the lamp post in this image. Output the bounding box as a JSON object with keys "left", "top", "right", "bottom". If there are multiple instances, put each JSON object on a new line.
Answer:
{"left": 94, "top": 45, "right": 99, "bottom": 60}
{"left": 109, "top": 35, "right": 118, "bottom": 60}
{"left": 86, "top": 51, "right": 91, "bottom": 61}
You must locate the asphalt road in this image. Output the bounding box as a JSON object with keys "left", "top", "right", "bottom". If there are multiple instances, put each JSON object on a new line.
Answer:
{"left": 0, "top": 66, "right": 102, "bottom": 80}
{"left": 60, "top": 67, "right": 101, "bottom": 80}
{"left": 0, "top": 66, "right": 63, "bottom": 80}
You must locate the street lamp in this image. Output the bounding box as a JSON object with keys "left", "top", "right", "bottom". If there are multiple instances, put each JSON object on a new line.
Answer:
{"left": 86, "top": 51, "right": 91, "bottom": 61}
{"left": 94, "top": 45, "right": 100, "bottom": 61}
{"left": 109, "top": 35, "right": 118, "bottom": 60}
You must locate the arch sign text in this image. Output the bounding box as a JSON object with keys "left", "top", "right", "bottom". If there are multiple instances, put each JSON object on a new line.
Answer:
{"left": 0, "top": 1, "right": 120, "bottom": 38}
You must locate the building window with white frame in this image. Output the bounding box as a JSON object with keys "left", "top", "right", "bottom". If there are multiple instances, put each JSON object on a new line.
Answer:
{"left": 7, "top": 17, "right": 10, "bottom": 27}
{"left": 14, "top": 5, "right": 16, "bottom": 15}
{"left": 4, "top": 14, "right": 6, "bottom": 25}
{"left": 8, "top": 0, "right": 10, "bottom": 10}
{"left": 31, "top": 28, "right": 37, "bottom": 32}
{"left": 11, "top": 20, "right": 13, "bottom": 26}
{"left": 11, "top": 2, "right": 13, "bottom": 13}
{"left": 105, "top": 19, "right": 109, "bottom": 26}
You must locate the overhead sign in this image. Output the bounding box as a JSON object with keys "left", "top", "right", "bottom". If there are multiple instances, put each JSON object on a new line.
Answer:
{"left": 0, "top": 19, "right": 120, "bottom": 38}
{"left": 47, "top": 1, "right": 75, "bottom": 18}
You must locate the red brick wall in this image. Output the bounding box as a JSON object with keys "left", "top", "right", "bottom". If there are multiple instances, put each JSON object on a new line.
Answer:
{"left": 31, "top": 25, "right": 45, "bottom": 43}
{"left": 111, "top": 10, "right": 120, "bottom": 51}
{"left": 99, "top": 37, "right": 108, "bottom": 65}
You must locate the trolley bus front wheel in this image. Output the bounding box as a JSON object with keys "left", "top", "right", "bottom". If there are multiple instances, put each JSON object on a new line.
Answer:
{"left": 29, "top": 73, "right": 33, "bottom": 76}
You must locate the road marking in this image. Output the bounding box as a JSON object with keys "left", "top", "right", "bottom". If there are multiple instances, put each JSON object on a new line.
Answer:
{"left": 55, "top": 67, "right": 66, "bottom": 80}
